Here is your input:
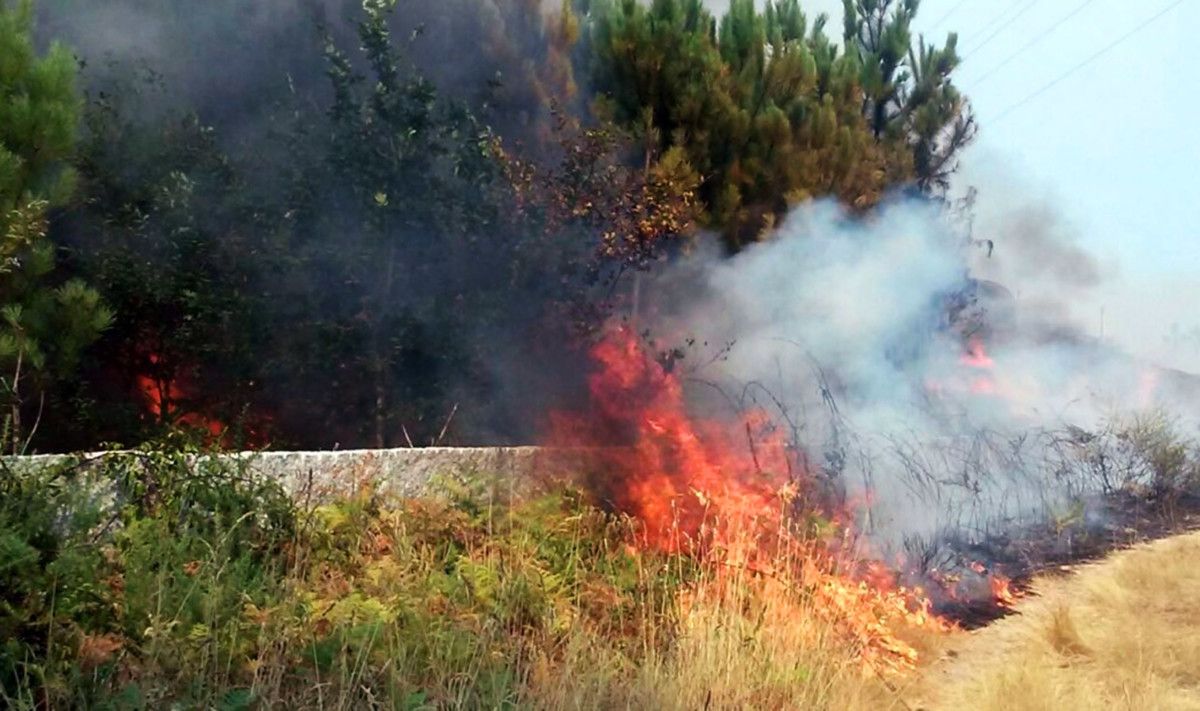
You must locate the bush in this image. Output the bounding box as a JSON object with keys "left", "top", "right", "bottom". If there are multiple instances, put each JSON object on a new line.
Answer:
{"left": 0, "top": 438, "right": 295, "bottom": 708}
{"left": 0, "top": 448, "right": 910, "bottom": 709}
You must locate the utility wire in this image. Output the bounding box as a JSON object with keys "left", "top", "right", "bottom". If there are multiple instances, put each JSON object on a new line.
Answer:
{"left": 968, "top": 0, "right": 1104, "bottom": 88}
{"left": 960, "top": 0, "right": 1020, "bottom": 45}
{"left": 989, "top": 0, "right": 1190, "bottom": 124}
{"left": 929, "top": 0, "right": 974, "bottom": 31}
{"left": 964, "top": 0, "right": 1039, "bottom": 58}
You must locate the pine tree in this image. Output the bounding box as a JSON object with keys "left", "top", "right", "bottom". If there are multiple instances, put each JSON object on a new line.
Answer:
{"left": 585, "top": 0, "right": 917, "bottom": 246}
{"left": 842, "top": 0, "right": 976, "bottom": 192}
{"left": 0, "top": 0, "right": 111, "bottom": 452}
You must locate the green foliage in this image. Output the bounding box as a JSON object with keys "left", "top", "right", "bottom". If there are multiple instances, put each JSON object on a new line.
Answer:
{"left": 0, "top": 455, "right": 107, "bottom": 700}
{"left": 0, "top": 440, "right": 296, "bottom": 708}
{"left": 0, "top": 0, "right": 110, "bottom": 452}
{"left": 842, "top": 0, "right": 976, "bottom": 192}
{"left": 585, "top": 0, "right": 972, "bottom": 245}
{"left": 47, "top": 71, "right": 279, "bottom": 447}
{"left": 0, "top": 446, "right": 705, "bottom": 708}
{"left": 16, "top": 0, "right": 969, "bottom": 451}
{"left": 0, "top": 0, "right": 77, "bottom": 209}
{"left": 275, "top": 2, "right": 541, "bottom": 447}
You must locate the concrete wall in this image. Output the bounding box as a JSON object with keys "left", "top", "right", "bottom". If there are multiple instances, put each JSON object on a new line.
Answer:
{"left": 5, "top": 447, "right": 575, "bottom": 501}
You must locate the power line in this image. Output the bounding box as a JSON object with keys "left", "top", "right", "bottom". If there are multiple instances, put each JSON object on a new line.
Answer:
{"left": 964, "top": 0, "right": 1039, "bottom": 59}
{"left": 989, "top": 0, "right": 1190, "bottom": 124}
{"left": 929, "top": 0, "right": 974, "bottom": 31}
{"left": 960, "top": 0, "right": 1020, "bottom": 44}
{"left": 968, "top": 0, "right": 1104, "bottom": 88}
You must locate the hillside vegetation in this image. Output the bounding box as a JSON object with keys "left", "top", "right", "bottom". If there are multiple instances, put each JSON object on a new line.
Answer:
{"left": 0, "top": 0, "right": 975, "bottom": 453}
{"left": 1, "top": 447, "right": 937, "bottom": 710}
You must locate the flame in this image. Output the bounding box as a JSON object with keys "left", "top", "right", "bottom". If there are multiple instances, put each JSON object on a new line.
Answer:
{"left": 550, "top": 327, "right": 952, "bottom": 674}
{"left": 551, "top": 326, "right": 793, "bottom": 552}
{"left": 926, "top": 560, "right": 1022, "bottom": 614}
{"left": 990, "top": 575, "right": 1017, "bottom": 608}
{"left": 135, "top": 354, "right": 223, "bottom": 436}
{"left": 959, "top": 336, "right": 999, "bottom": 396}
{"left": 961, "top": 335, "right": 995, "bottom": 369}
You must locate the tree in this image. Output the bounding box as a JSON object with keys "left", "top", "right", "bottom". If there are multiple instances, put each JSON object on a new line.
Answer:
{"left": 842, "top": 0, "right": 975, "bottom": 192}
{"left": 0, "top": 0, "right": 110, "bottom": 452}
{"left": 584, "top": 0, "right": 917, "bottom": 247}
{"left": 42, "top": 70, "right": 279, "bottom": 449}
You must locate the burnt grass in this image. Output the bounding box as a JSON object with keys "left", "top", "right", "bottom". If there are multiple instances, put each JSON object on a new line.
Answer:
{"left": 927, "top": 491, "right": 1200, "bottom": 628}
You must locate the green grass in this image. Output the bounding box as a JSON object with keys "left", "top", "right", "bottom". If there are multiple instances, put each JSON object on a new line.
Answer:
{"left": 0, "top": 443, "right": 914, "bottom": 710}
{"left": 7, "top": 411, "right": 1200, "bottom": 709}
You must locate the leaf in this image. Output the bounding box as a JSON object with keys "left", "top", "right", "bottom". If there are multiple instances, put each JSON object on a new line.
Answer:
{"left": 217, "top": 688, "right": 255, "bottom": 711}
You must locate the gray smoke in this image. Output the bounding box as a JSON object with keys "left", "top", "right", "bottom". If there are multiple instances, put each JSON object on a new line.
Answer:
{"left": 36, "top": 0, "right": 564, "bottom": 147}
{"left": 639, "top": 196, "right": 1199, "bottom": 552}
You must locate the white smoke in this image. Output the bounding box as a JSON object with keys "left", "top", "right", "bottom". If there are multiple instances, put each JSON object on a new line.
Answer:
{"left": 642, "top": 197, "right": 1198, "bottom": 551}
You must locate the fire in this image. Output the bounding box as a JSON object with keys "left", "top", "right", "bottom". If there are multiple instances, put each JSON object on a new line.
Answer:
{"left": 960, "top": 335, "right": 999, "bottom": 395}
{"left": 961, "top": 335, "right": 995, "bottom": 369}
{"left": 990, "top": 575, "right": 1017, "bottom": 608}
{"left": 551, "top": 326, "right": 793, "bottom": 552}
{"left": 136, "top": 354, "right": 223, "bottom": 436}
{"left": 550, "top": 327, "right": 953, "bottom": 674}
{"left": 926, "top": 561, "right": 1022, "bottom": 614}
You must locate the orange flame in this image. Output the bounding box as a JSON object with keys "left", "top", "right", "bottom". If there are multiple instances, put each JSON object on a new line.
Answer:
{"left": 552, "top": 326, "right": 793, "bottom": 552}
{"left": 990, "top": 575, "right": 1017, "bottom": 609}
{"left": 135, "top": 352, "right": 228, "bottom": 441}
{"left": 550, "top": 327, "right": 952, "bottom": 674}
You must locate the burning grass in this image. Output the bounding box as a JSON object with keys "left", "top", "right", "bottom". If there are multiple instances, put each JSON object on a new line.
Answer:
{"left": 8, "top": 328, "right": 1200, "bottom": 708}
{"left": 922, "top": 530, "right": 1200, "bottom": 711}
{"left": 0, "top": 448, "right": 936, "bottom": 710}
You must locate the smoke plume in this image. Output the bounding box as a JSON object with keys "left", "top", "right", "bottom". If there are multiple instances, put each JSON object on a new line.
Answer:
{"left": 634, "top": 196, "right": 1198, "bottom": 551}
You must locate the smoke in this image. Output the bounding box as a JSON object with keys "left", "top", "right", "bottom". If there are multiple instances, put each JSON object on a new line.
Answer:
{"left": 31, "top": 2, "right": 1199, "bottom": 517}
{"left": 36, "top": 0, "right": 566, "bottom": 147}
{"left": 635, "top": 196, "right": 1199, "bottom": 551}
{"left": 31, "top": 0, "right": 592, "bottom": 450}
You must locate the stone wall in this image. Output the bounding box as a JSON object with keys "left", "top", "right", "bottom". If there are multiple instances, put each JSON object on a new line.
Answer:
{"left": 5, "top": 447, "right": 575, "bottom": 501}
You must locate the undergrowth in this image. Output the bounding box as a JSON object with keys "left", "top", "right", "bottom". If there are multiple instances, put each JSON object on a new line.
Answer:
{"left": 0, "top": 440, "right": 904, "bottom": 710}
{"left": 4, "top": 413, "right": 1199, "bottom": 709}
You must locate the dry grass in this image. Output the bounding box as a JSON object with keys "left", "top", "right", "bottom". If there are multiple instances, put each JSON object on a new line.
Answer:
{"left": 524, "top": 565, "right": 911, "bottom": 711}
{"left": 921, "top": 531, "right": 1200, "bottom": 711}
{"left": 2, "top": 455, "right": 936, "bottom": 710}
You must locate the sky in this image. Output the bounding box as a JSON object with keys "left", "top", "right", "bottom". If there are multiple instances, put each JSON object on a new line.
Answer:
{"left": 917, "top": 0, "right": 1200, "bottom": 370}
{"left": 705, "top": 0, "right": 1200, "bottom": 371}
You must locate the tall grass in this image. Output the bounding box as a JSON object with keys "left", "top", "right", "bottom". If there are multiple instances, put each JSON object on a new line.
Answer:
{"left": 0, "top": 445, "right": 918, "bottom": 709}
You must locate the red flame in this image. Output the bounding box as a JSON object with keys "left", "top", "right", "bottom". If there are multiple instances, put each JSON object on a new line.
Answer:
{"left": 551, "top": 327, "right": 794, "bottom": 551}
{"left": 135, "top": 354, "right": 222, "bottom": 436}
{"left": 549, "top": 327, "right": 953, "bottom": 673}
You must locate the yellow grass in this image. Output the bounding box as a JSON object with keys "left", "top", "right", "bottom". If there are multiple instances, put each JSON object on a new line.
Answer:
{"left": 920, "top": 531, "right": 1200, "bottom": 711}
{"left": 523, "top": 567, "right": 912, "bottom": 710}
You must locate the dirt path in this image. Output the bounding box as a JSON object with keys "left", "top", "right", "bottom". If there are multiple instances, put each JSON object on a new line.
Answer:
{"left": 910, "top": 531, "right": 1200, "bottom": 711}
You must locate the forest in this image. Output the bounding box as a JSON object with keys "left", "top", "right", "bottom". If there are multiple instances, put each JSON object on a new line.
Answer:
{"left": 1, "top": 0, "right": 973, "bottom": 453}
{"left": 11, "top": 2, "right": 1200, "bottom": 709}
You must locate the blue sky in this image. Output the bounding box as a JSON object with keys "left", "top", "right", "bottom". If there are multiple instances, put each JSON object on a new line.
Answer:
{"left": 921, "top": 0, "right": 1197, "bottom": 273}
{"left": 917, "top": 0, "right": 1200, "bottom": 367}
{"left": 704, "top": 0, "right": 1200, "bottom": 367}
